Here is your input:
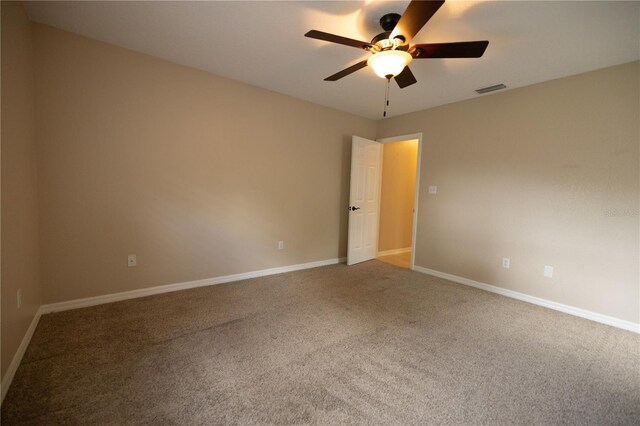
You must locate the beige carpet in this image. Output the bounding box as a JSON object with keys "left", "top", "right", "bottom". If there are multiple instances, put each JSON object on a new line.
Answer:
{"left": 2, "top": 261, "right": 639, "bottom": 424}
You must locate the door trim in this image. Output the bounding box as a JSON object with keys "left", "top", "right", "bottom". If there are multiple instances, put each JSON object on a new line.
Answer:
{"left": 376, "top": 133, "right": 423, "bottom": 271}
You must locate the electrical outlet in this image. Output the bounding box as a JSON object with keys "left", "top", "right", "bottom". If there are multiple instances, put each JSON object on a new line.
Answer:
{"left": 128, "top": 254, "right": 137, "bottom": 267}
{"left": 544, "top": 265, "right": 553, "bottom": 278}
{"left": 278, "top": 241, "right": 284, "bottom": 250}
{"left": 502, "top": 258, "right": 510, "bottom": 269}
{"left": 428, "top": 185, "right": 438, "bottom": 194}
{"left": 17, "top": 288, "right": 22, "bottom": 309}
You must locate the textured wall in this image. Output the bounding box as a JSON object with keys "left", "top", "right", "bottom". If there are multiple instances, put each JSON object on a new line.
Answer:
{"left": 33, "top": 24, "right": 376, "bottom": 303}
{"left": 378, "top": 61, "right": 640, "bottom": 323}
{"left": 1, "top": 2, "right": 42, "bottom": 379}
{"left": 378, "top": 139, "right": 418, "bottom": 252}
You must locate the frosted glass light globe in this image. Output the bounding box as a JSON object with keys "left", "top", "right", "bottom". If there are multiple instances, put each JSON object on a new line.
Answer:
{"left": 367, "top": 50, "right": 412, "bottom": 78}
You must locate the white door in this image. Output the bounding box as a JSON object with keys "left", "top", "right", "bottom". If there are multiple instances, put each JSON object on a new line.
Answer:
{"left": 347, "top": 136, "right": 382, "bottom": 265}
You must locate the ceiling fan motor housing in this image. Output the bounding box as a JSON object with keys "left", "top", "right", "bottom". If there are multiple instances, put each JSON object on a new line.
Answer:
{"left": 371, "top": 31, "right": 409, "bottom": 52}
{"left": 373, "top": 13, "right": 406, "bottom": 50}
{"left": 371, "top": 31, "right": 393, "bottom": 49}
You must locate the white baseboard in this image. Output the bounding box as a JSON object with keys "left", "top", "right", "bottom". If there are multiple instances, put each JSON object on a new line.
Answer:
{"left": 377, "top": 247, "right": 411, "bottom": 257}
{"left": 41, "top": 257, "right": 346, "bottom": 314}
{"left": 1, "top": 306, "right": 44, "bottom": 403}
{"left": 413, "top": 265, "right": 640, "bottom": 334}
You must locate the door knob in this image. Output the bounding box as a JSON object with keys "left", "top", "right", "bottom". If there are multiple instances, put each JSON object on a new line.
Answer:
{"left": 349, "top": 206, "right": 361, "bottom": 211}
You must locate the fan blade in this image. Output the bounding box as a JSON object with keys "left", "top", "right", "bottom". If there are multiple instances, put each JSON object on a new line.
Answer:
{"left": 394, "top": 66, "right": 417, "bottom": 88}
{"left": 390, "top": 0, "right": 445, "bottom": 45}
{"left": 324, "top": 60, "right": 368, "bottom": 81}
{"left": 305, "top": 30, "right": 372, "bottom": 50}
{"left": 411, "top": 41, "right": 489, "bottom": 58}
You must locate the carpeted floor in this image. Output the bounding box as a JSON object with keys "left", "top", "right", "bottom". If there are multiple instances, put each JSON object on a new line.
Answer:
{"left": 2, "top": 261, "right": 639, "bottom": 424}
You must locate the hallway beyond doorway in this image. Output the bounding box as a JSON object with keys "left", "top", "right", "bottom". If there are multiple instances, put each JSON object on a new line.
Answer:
{"left": 377, "top": 251, "right": 411, "bottom": 269}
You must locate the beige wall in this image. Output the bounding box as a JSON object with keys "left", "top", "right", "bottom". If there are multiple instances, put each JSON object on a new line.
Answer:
{"left": 378, "top": 139, "right": 418, "bottom": 252}
{"left": 33, "top": 24, "right": 376, "bottom": 303}
{"left": 378, "top": 61, "right": 640, "bottom": 323}
{"left": 1, "top": 2, "right": 42, "bottom": 378}
{"left": 3, "top": 15, "right": 637, "bottom": 340}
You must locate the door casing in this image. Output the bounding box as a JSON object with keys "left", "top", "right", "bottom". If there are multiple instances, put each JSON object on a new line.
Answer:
{"left": 376, "top": 133, "right": 423, "bottom": 270}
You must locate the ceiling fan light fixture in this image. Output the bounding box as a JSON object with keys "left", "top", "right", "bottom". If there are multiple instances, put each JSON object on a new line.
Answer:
{"left": 367, "top": 50, "right": 412, "bottom": 79}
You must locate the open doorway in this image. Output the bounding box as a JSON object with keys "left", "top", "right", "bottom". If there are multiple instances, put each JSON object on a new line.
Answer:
{"left": 376, "top": 136, "right": 420, "bottom": 269}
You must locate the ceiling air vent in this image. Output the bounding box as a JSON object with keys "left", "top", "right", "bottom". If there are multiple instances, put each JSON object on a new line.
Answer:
{"left": 475, "top": 84, "right": 506, "bottom": 94}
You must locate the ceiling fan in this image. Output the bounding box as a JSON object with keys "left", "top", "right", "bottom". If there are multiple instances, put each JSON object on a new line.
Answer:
{"left": 304, "top": 0, "right": 489, "bottom": 89}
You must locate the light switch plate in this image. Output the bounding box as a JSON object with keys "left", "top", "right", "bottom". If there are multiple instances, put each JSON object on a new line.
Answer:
{"left": 544, "top": 265, "right": 553, "bottom": 278}
{"left": 128, "top": 254, "right": 137, "bottom": 267}
{"left": 428, "top": 185, "right": 437, "bottom": 194}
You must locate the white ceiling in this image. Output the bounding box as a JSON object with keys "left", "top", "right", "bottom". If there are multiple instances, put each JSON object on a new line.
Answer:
{"left": 25, "top": 1, "right": 640, "bottom": 119}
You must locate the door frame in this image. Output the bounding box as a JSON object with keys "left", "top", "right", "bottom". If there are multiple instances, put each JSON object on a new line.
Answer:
{"left": 376, "top": 132, "right": 423, "bottom": 270}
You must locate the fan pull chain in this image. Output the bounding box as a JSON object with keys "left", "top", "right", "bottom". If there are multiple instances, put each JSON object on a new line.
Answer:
{"left": 383, "top": 76, "right": 391, "bottom": 117}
